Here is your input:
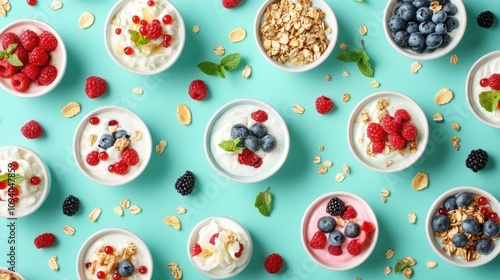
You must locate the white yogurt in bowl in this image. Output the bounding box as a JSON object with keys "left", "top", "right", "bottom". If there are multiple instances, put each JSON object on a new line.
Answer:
{"left": 104, "top": 0, "right": 185, "bottom": 75}
{"left": 204, "top": 99, "right": 290, "bottom": 183}
{"left": 73, "top": 106, "right": 152, "bottom": 186}
{"left": 466, "top": 50, "right": 500, "bottom": 128}
{"left": 0, "top": 146, "right": 51, "bottom": 218}
{"left": 347, "top": 91, "right": 429, "bottom": 173}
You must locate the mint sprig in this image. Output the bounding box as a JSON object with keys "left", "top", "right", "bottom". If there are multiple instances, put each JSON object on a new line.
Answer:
{"left": 0, "top": 173, "right": 25, "bottom": 185}
{"left": 197, "top": 53, "right": 241, "bottom": 79}
{"left": 478, "top": 90, "right": 500, "bottom": 112}
{"left": 336, "top": 40, "right": 373, "bottom": 77}
{"left": 129, "top": 30, "right": 150, "bottom": 52}
{"left": 0, "top": 43, "right": 23, "bottom": 67}
{"left": 254, "top": 187, "right": 272, "bottom": 216}
{"left": 218, "top": 138, "right": 242, "bottom": 153}
{"left": 394, "top": 259, "right": 410, "bottom": 274}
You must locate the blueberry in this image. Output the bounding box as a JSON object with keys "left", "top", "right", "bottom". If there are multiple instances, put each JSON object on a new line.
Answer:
{"left": 426, "top": 33, "right": 443, "bottom": 49}
{"left": 435, "top": 23, "right": 448, "bottom": 34}
{"left": 117, "top": 260, "right": 134, "bottom": 277}
{"left": 442, "top": 3, "right": 458, "bottom": 16}
{"left": 397, "top": 3, "right": 417, "bottom": 21}
{"left": 456, "top": 192, "right": 473, "bottom": 208}
{"left": 328, "top": 230, "right": 345, "bottom": 246}
{"left": 443, "top": 196, "right": 457, "bottom": 211}
{"left": 416, "top": 7, "right": 432, "bottom": 22}
{"left": 476, "top": 238, "right": 493, "bottom": 255}
{"left": 114, "top": 129, "right": 130, "bottom": 139}
{"left": 401, "top": 0, "right": 413, "bottom": 3}
{"left": 98, "top": 133, "right": 115, "bottom": 149}
{"left": 483, "top": 220, "right": 500, "bottom": 238}
{"left": 388, "top": 15, "right": 407, "bottom": 32}
{"left": 451, "top": 233, "right": 468, "bottom": 248}
{"left": 231, "top": 124, "right": 250, "bottom": 142}
{"left": 261, "top": 134, "right": 277, "bottom": 153}
{"left": 432, "top": 11, "right": 448, "bottom": 24}
{"left": 441, "top": 33, "right": 452, "bottom": 48}
{"left": 406, "top": 21, "right": 420, "bottom": 34}
{"left": 412, "top": 0, "right": 429, "bottom": 9}
{"left": 411, "top": 45, "right": 426, "bottom": 53}
{"left": 250, "top": 123, "right": 267, "bottom": 138}
{"left": 408, "top": 32, "right": 425, "bottom": 48}
{"left": 419, "top": 21, "right": 436, "bottom": 35}
{"left": 435, "top": 0, "right": 449, "bottom": 4}
{"left": 432, "top": 215, "right": 450, "bottom": 232}
{"left": 445, "top": 16, "right": 459, "bottom": 31}
{"left": 393, "top": 30, "right": 410, "bottom": 48}
{"left": 244, "top": 135, "right": 260, "bottom": 152}
{"left": 462, "top": 218, "right": 480, "bottom": 234}
{"left": 344, "top": 222, "right": 360, "bottom": 238}
{"left": 317, "top": 216, "right": 336, "bottom": 233}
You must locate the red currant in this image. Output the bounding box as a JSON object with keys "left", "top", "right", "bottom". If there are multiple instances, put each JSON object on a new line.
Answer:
{"left": 139, "top": 26, "right": 147, "bottom": 36}
{"left": 85, "top": 262, "right": 92, "bottom": 269}
{"left": 152, "top": 19, "right": 161, "bottom": 25}
{"left": 162, "top": 14, "right": 172, "bottom": 24}
{"left": 108, "top": 120, "right": 119, "bottom": 126}
{"left": 124, "top": 46, "right": 134, "bottom": 56}
{"left": 99, "top": 151, "right": 109, "bottom": 161}
{"left": 108, "top": 165, "right": 115, "bottom": 173}
{"left": 104, "top": 245, "right": 114, "bottom": 254}
{"left": 490, "top": 212, "right": 499, "bottom": 222}
{"left": 138, "top": 266, "right": 148, "bottom": 274}
{"left": 0, "top": 182, "right": 7, "bottom": 190}
{"left": 147, "top": 0, "right": 155, "bottom": 6}
{"left": 132, "top": 15, "right": 140, "bottom": 24}
{"left": 96, "top": 271, "right": 106, "bottom": 279}
{"left": 478, "top": 196, "right": 488, "bottom": 205}
{"left": 12, "top": 197, "right": 19, "bottom": 204}
{"left": 163, "top": 34, "right": 172, "bottom": 42}
{"left": 438, "top": 207, "right": 447, "bottom": 215}
{"left": 480, "top": 78, "right": 489, "bottom": 87}
{"left": 140, "top": 19, "right": 148, "bottom": 26}
{"left": 30, "top": 176, "right": 41, "bottom": 185}
{"left": 89, "top": 116, "right": 100, "bottom": 125}
{"left": 481, "top": 206, "right": 490, "bottom": 217}
{"left": 27, "top": 0, "right": 36, "bottom": 6}
{"left": 10, "top": 161, "right": 19, "bottom": 170}
{"left": 11, "top": 187, "right": 20, "bottom": 197}
{"left": 112, "top": 273, "right": 122, "bottom": 280}
{"left": 115, "top": 28, "right": 122, "bottom": 35}
{"left": 162, "top": 41, "right": 170, "bottom": 48}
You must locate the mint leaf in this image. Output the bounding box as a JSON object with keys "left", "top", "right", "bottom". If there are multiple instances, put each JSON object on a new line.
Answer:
{"left": 394, "top": 259, "right": 409, "bottom": 274}
{"left": 337, "top": 40, "right": 374, "bottom": 77}
{"left": 217, "top": 65, "right": 226, "bottom": 79}
{"left": 336, "top": 51, "right": 361, "bottom": 62}
{"left": 0, "top": 173, "right": 25, "bottom": 185}
{"left": 254, "top": 187, "right": 272, "bottom": 216}
{"left": 6, "top": 43, "right": 17, "bottom": 54}
{"left": 129, "top": 30, "right": 150, "bottom": 52}
{"left": 220, "top": 53, "right": 241, "bottom": 70}
{"left": 197, "top": 62, "right": 219, "bottom": 76}
{"left": 7, "top": 54, "right": 23, "bottom": 67}
{"left": 357, "top": 58, "right": 373, "bottom": 77}
{"left": 479, "top": 90, "right": 500, "bottom": 112}
{"left": 218, "top": 138, "right": 242, "bottom": 153}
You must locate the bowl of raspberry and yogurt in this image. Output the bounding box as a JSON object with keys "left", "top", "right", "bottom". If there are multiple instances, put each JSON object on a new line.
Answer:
{"left": 104, "top": 0, "right": 185, "bottom": 75}
{"left": 73, "top": 106, "right": 152, "bottom": 186}
{"left": 347, "top": 91, "right": 429, "bottom": 173}
{"left": 0, "top": 19, "right": 67, "bottom": 97}
{"left": 204, "top": 99, "right": 290, "bottom": 183}
{"left": 0, "top": 145, "right": 51, "bottom": 218}
{"left": 301, "top": 192, "right": 378, "bottom": 270}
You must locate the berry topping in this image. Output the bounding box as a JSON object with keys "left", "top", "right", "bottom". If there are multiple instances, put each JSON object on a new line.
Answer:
{"left": 209, "top": 233, "right": 219, "bottom": 245}
{"left": 326, "top": 197, "right": 345, "bottom": 216}
{"left": 346, "top": 240, "right": 362, "bottom": 256}
{"left": 360, "top": 221, "right": 375, "bottom": 234}
{"left": 175, "top": 170, "right": 195, "bottom": 195}
{"left": 371, "top": 141, "right": 385, "bottom": 154}
{"left": 27, "top": 0, "right": 36, "bottom": 6}
{"left": 251, "top": 110, "right": 268, "bottom": 123}
{"left": 0, "top": 59, "right": 20, "bottom": 79}
{"left": 366, "top": 123, "right": 387, "bottom": 142}
{"left": 438, "top": 207, "right": 447, "bottom": 215}
{"left": 147, "top": 0, "right": 155, "bottom": 6}
{"left": 341, "top": 205, "right": 358, "bottom": 220}
{"left": 121, "top": 148, "right": 139, "bottom": 166}
{"left": 237, "top": 148, "right": 263, "bottom": 168}
{"left": 477, "top": 11, "right": 494, "bottom": 28}
{"left": 309, "top": 230, "right": 327, "bottom": 249}
{"left": 30, "top": 176, "right": 41, "bottom": 185}
{"left": 11, "top": 72, "right": 31, "bottom": 92}
{"left": 478, "top": 196, "right": 488, "bottom": 205}
{"left": 1, "top": 32, "right": 20, "bottom": 50}
{"left": 113, "top": 160, "right": 129, "bottom": 175}
{"left": 489, "top": 212, "right": 499, "bottom": 222}
{"left": 108, "top": 120, "right": 119, "bottom": 126}
{"left": 22, "top": 63, "right": 41, "bottom": 80}
{"left": 99, "top": 151, "right": 109, "bottom": 161}
{"left": 381, "top": 115, "right": 402, "bottom": 134}
{"left": 85, "top": 76, "right": 107, "bottom": 99}
{"left": 328, "top": 245, "right": 342, "bottom": 256}
{"left": 315, "top": 95, "right": 334, "bottom": 114}
{"left": 29, "top": 46, "right": 50, "bottom": 66}
{"left": 188, "top": 79, "right": 208, "bottom": 101}
{"left": 89, "top": 116, "right": 100, "bottom": 125}
{"left": 86, "top": 151, "right": 100, "bottom": 166}
{"left": 104, "top": 245, "right": 114, "bottom": 254}
{"left": 14, "top": 47, "right": 29, "bottom": 66}
{"left": 144, "top": 21, "right": 162, "bottom": 40}
{"left": 488, "top": 73, "right": 500, "bottom": 90}
{"left": 96, "top": 271, "right": 105, "bottom": 279}
{"left": 19, "top": 29, "right": 39, "bottom": 51}
{"left": 317, "top": 216, "right": 336, "bottom": 233}
{"left": 234, "top": 242, "right": 244, "bottom": 258}
{"left": 480, "top": 78, "right": 489, "bottom": 87}
{"left": 112, "top": 273, "right": 122, "bottom": 280}
{"left": 388, "top": 133, "right": 407, "bottom": 149}
{"left": 465, "top": 149, "right": 488, "bottom": 172}
{"left": 124, "top": 46, "right": 133, "bottom": 55}
{"left": 132, "top": 15, "right": 140, "bottom": 24}
{"left": 21, "top": 120, "right": 43, "bottom": 139}
{"left": 62, "top": 195, "right": 80, "bottom": 216}
{"left": 138, "top": 266, "right": 148, "bottom": 274}
{"left": 38, "top": 31, "right": 58, "bottom": 52}
{"left": 162, "top": 14, "right": 173, "bottom": 24}
{"left": 264, "top": 253, "right": 283, "bottom": 274}
{"left": 400, "top": 121, "right": 418, "bottom": 141}
{"left": 481, "top": 206, "right": 490, "bottom": 217}
{"left": 222, "top": 0, "right": 241, "bottom": 9}
{"left": 36, "top": 64, "right": 57, "bottom": 86}
{"left": 191, "top": 243, "right": 202, "bottom": 256}
{"left": 115, "top": 28, "right": 122, "bottom": 35}
{"left": 394, "top": 108, "right": 411, "bottom": 122}
{"left": 140, "top": 19, "right": 148, "bottom": 26}
{"left": 34, "top": 232, "right": 56, "bottom": 248}
{"left": 10, "top": 161, "right": 19, "bottom": 170}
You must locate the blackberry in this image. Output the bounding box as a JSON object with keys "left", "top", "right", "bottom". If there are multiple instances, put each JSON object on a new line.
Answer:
{"left": 477, "top": 11, "right": 494, "bottom": 28}
{"left": 465, "top": 149, "right": 488, "bottom": 172}
{"left": 326, "top": 197, "right": 345, "bottom": 216}
{"left": 62, "top": 195, "right": 80, "bottom": 216}
{"left": 175, "top": 171, "right": 195, "bottom": 195}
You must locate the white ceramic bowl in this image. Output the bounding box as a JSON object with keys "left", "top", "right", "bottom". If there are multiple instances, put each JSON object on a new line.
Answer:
{"left": 465, "top": 50, "right": 500, "bottom": 128}
{"left": 104, "top": 0, "right": 185, "bottom": 75}
{"left": 383, "top": 0, "right": 466, "bottom": 60}
{"left": 0, "top": 145, "right": 51, "bottom": 218}
{"left": 301, "top": 192, "right": 378, "bottom": 270}
{"left": 73, "top": 106, "right": 152, "bottom": 186}
{"left": 254, "top": 0, "right": 338, "bottom": 72}
{"left": 0, "top": 19, "right": 67, "bottom": 97}
{"left": 76, "top": 228, "right": 153, "bottom": 279}
{"left": 0, "top": 268, "right": 26, "bottom": 280}
{"left": 204, "top": 99, "right": 290, "bottom": 183}
{"left": 187, "top": 216, "right": 253, "bottom": 279}
{"left": 347, "top": 91, "right": 429, "bottom": 173}
{"left": 426, "top": 186, "right": 500, "bottom": 267}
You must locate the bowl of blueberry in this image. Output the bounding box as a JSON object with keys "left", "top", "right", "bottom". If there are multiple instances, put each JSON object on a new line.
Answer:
{"left": 426, "top": 186, "right": 500, "bottom": 267}
{"left": 383, "top": 0, "right": 467, "bottom": 60}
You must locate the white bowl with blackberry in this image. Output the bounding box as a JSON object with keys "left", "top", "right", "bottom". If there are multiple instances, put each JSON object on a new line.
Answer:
{"left": 426, "top": 186, "right": 500, "bottom": 267}
{"left": 383, "top": 0, "right": 466, "bottom": 60}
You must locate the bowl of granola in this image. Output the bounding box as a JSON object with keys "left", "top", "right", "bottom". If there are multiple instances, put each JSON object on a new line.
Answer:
{"left": 426, "top": 186, "right": 500, "bottom": 267}
{"left": 254, "top": 0, "right": 337, "bottom": 72}
{"left": 347, "top": 91, "right": 429, "bottom": 173}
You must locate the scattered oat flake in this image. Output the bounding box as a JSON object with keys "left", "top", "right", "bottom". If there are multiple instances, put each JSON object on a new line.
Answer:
{"left": 384, "top": 160, "right": 393, "bottom": 167}
{"left": 78, "top": 11, "right": 95, "bottom": 29}
{"left": 343, "top": 164, "right": 350, "bottom": 174}
{"left": 323, "top": 160, "right": 333, "bottom": 168}
{"left": 0, "top": 6, "right": 5, "bottom": 17}
{"left": 242, "top": 65, "right": 252, "bottom": 79}
{"left": 129, "top": 205, "right": 142, "bottom": 215}
{"left": 89, "top": 207, "right": 102, "bottom": 222}
{"left": 342, "top": 71, "right": 350, "bottom": 77}
{"left": 156, "top": 139, "right": 167, "bottom": 154}
{"left": 213, "top": 45, "right": 225, "bottom": 56}
{"left": 451, "top": 136, "right": 460, "bottom": 150}
{"left": 62, "top": 225, "right": 75, "bottom": 236}
{"left": 172, "top": 267, "right": 182, "bottom": 280}
{"left": 384, "top": 265, "right": 392, "bottom": 275}
{"left": 359, "top": 25, "right": 368, "bottom": 36}
{"left": 339, "top": 42, "right": 347, "bottom": 50}
{"left": 450, "top": 53, "right": 458, "bottom": 65}
{"left": 114, "top": 206, "right": 123, "bottom": 216}
{"left": 61, "top": 101, "right": 81, "bottom": 118}
{"left": 335, "top": 173, "right": 346, "bottom": 182}
{"left": 50, "top": 0, "right": 63, "bottom": 11}
{"left": 382, "top": 197, "right": 387, "bottom": 203}
{"left": 168, "top": 262, "right": 178, "bottom": 270}
{"left": 48, "top": 256, "right": 59, "bottom": 271}
{"left": 88, "top": 134, "right": 97, "bottom": 146}
{"left": 292, "top": 104, "right": 305, "bottom": 114}
{"left": 409, "top": 212, "right": 417, "bottom": 224}
{"left": 164, "top": 215, "right": 181, "bottom": 230}
{"left": 432, "top": 113, "right": 444, "bottom": 122}
{"left": 120, "top": 198, "right": 131, "bottom": 209}
{"left": 435, "top": 88, "right": 453, "bottom": 105}
{"left": 427, "top": 261, "right": 437, "bottom": 269}
{"left": 452, "top": 122, "right": 460, "bottom": 131}
{"left": 410, "top": 61, "right": 422, "bottom": 73}
{"left": 133, "top": 87, "right": 143, "bottom": 95}
{"left": 403, "top": 267, "right": 413, "bottom": 278}
{"left": 381, "top": 189, "right": 390, "bottom": 197}
{"left": 318, "top": 166, "right": 328, "bottom": 174}
{"left": 325, "top": 74, "right": 332, "bottom": 81}
{"left": 313, "top": 156, "right": 321, "bottom": 164}
{"left": 412, "top": 172, "right": 429, "bottom": 191}
{"left": 176, "top": 207, "right": 186, "bottom": 214}
{"left": 371, "top": 81, "right": 380, "bottom": 88}
{"left": 177, "top": 104, "right": 192, "bottom": 125}
{"left": 133, "top": 130, "right": 142, "bottom": 141}
{"left": 403, "top": 257, "right": 417, "bottom": 266}
{"left": 342, "top": 93, "right": 350, "bottom": 102}
{"left": 318, "top": 146, "right": 324, "bottom": 152}
{"left": 385, "top": 249, "right": 395, "bottom": 259}
{"left": 193, "top": 25, "right": 200, "bottom": 33}
{"left": 229, "top": 27, "right": 246, "bottom": 43}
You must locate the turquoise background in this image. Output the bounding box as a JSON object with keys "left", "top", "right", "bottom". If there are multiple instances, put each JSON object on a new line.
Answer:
{"left": 0, "top": 0, "right": 500, "bottom": 279}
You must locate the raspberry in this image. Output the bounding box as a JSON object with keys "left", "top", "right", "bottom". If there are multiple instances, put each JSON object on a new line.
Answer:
{"left": 20, "top": 29, "right": 39, "bottom": 51}
{"left": 144, "top": 22, "right": 163, "bottom": 39}
{"left": 222, "top": 0, "right": 241, "bottom": 8}
{"left": 328, "top": 245, "right": 342, "bottom": 256}
{"left": 309, "top": 230, "right": 327, "bottom": 249}
{"left": 21, "top": 120, "right": 43, "bottom": 139}
{"left": 237, "top": 148, "right": 263, "bottom": 168}
{"left": 372, "top": 141, "right": 385, "bottom": 154}
{"left": 357, "top": 230, "right": 368, "bottom": 246}
{"left": 315, "top": 95, "right": 334, "bottom": 114}
{"left": 38, "top": 31, "right": 58, "bottom": 52}
{"left": 477, "top": 11, "right": 494, "bottom": 28}
{"left": 341, "top": 205, "right": 358, "bottom": 220}
{"left": 400, "top": 121, "right": 418, "bottom": 141}
{"left": 34, "top": 233, "right": 56, "bottom": 249}
{"left": 264, "top": 253, "right": 283, "bottom": 274}
{"left": 85, "top": 76, "right": 107, "bottom": 98}
{"left": 11, "top": 72, "right": 31, "bottom": 92}
{"left": 346, "top": 240, "right": 362, "bottom": 256}
{"left": 86, "top": 151, "right": 100, "bottom": 166}
{"left": 394, "top": 109, "right": 411, "bottom": 122}
{"left": 388, "top": 133, "right": 407, "bottom": 149}
{"left": 1, "top": 32, "right": 21, "bottom": 50}
{"left": 121, "top": 148, "right": 139, "bottom": 166}
{"left": 191, "top": 243, "right": 202, "bottom": 256}
{"left": 251, "top": 110, "right": 268, "bottom": 123}
{"left": 113, "top": 160, "right": 129, "bottom": 175}
{"left": 381, "top": 115, "right": 401, "bottom": 133}
{"left": 36, "top": 64, "right": 57, "bottom": 86}
{"left": 28, "top": 46, "right": 49, "bottom": 67}
{"left": 14, "top": 47, "right": 29, "bottom": 66}
{"left": 209, "top": 233, "right": 219, "bottom": 245}
{"left": 22, "top": 63, "right": 41, "bottom": 80}
{"left": 361, "top": 221, "right": 375, "bottom": 234}
{"left": 488, "top": 73, "right": 500, "bottom": 90}
{"left": 188, "top": 79, "right": 208, "bottom": 101}
{"left": 366, "top": 123, "right": 387, "bottom": 142}
{"left": 234, "top": 243, "right": 244, "bottom": 258}
{"left": 0, "top": 59, "right": 20, "bottom": 78}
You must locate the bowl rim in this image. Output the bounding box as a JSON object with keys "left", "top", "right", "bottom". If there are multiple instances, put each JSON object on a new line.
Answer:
{"left": 382, "top": 0, "right": 467, "bottom": 60}
{"left": 186, "top": 216, "right": 253, "bottom": 279}
{"left": 0, "top": 268, "right": 26, "bottom": 280}
{"left": 465, "top": 50, "right": 500, "bottom": 128}
{"left": 103, "top": 0, "right": 186, "bottom": 75}
{"left": 0, "top": 145, "right": 51, "bottom": 218}
{"left": 346, "top": 90, "right": 429, "bottom": 173}
{"left": 425, "top": 186, "right": 500, "bottom": 267}
{"left": 0, "top": 18, "right": 67, "bottom": 98}
{"left": 300, "top": 191, "right": 379, "bottom": 270}
{"left": 72, "top": 105, "right": 152, "bottom": 186}
{"left": 76, "top": 227, "right": 153, "bottom": 278}
{"left": 203, "top": 98, "right": 290, "bottom": 183}
{"left": 253, "top": 0, "right": 338, "bottom": 72}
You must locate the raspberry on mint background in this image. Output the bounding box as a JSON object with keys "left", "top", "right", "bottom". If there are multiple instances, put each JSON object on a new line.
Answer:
{"left": 0, "top": 0, "right": 499, "bottom": 279}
